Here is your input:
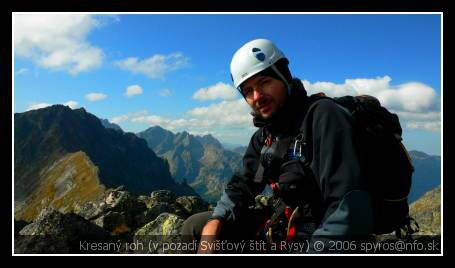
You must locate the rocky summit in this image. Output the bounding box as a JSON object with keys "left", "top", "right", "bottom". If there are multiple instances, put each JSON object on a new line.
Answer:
{"left": 14, "top": 185, "right": 441, "bottom": 254}
{"left": 14, "top": 188, "right": 209, "bottom": 254}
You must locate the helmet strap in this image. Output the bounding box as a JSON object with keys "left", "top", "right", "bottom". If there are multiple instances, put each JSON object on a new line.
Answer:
{"left": 270, "top": 64, "right": 291, "bottom": 96}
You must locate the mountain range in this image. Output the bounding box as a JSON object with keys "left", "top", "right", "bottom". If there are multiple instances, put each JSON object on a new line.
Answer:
{"left": 14, "top": 105, "right": 441, "bottom": 222}
{"left": 14, "top": 105, "right": 196, "bottom": 221}
{"left": 137, "top": 126, "right": 243, "bottom": 202}
{"left": 407, "top": 150, "right": 441, "bottom": 203}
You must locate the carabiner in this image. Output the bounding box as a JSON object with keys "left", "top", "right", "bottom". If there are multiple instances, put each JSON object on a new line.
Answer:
{"left": 293, "top": 139, "right": 302, "bottom": 158}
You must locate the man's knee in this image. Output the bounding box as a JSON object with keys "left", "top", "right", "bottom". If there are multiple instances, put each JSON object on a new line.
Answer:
{"left": 181, "top": 211, "right": 212, "bottom": 240}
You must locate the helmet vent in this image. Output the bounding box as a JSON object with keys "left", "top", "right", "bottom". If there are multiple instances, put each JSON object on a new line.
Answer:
{"left": 252, "top": 47, "right": 266, "bottom": 62}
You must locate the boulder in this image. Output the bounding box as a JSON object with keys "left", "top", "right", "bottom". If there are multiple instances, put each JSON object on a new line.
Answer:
{"left": 15, "top": 208, "right": 112, "bottom": 254}
{"left": 135, "top": 202, "right": 173, "bottom": 228}
{"left": 74, "top": 188, "right": 147, "bottom": 232}
{"left": 135, "top": 213, "right": 184, "bottom": 236}
{"left": 133, "top": 213, "right": 185, "bottom": 253}
{"left": 14, "top": 220, "right": 30, "bottom": 237}
{"left": 104, "top": 188, "right": 146, "bottom": 214}
{"left": 150, "top": 190, "right": 176, "bottom": 205}
{"left": 137, "top": 195, "right": 154, "bottom": 209}
{"left": 93, "top": 211, "right": 131, "bottom": 234}
{"left": 74, "top": 200, "right": 105, "bottom": 220}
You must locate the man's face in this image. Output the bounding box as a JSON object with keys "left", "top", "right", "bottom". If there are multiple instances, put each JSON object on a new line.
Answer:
{"left": 241, "top": 75, "right": 287, "bottom": 119}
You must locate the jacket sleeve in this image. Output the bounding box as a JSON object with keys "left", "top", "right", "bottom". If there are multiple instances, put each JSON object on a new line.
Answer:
{"left": 306, "top": 99, "right": 374, "bottom": 238}
{"left": 210, "top": 130, "right": 266, "bottom": 222}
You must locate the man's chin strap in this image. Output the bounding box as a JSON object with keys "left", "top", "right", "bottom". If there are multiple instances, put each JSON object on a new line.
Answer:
{"left": 270, "top": 64, "right": 292, "bottom": 96}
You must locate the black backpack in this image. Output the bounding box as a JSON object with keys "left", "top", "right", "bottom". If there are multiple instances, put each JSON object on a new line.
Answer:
{"left": 329, "top": 94, "right": 416, "bottom": 236}
{"left": 256, "top": 93, "right": 417, "bottom": 237}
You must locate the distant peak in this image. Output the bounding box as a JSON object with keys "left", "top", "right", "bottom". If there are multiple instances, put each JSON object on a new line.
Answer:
{"left": 409, "top": 150, "right": 430, "bottom": 159}
{"left": 144, "top": 125, "right": 172, "bottom": 133}
{"left": 43, "top": 104, "right": 69, "bottom": 110}
{"left": 194, "top": 133, "right": 223, "bottom": 149}
{"left": 101, "top": 119, "right": 123, "bottom": 132}
{"left": 201, "top": 134, "right": 218, "bottom": 142}
{"left": 137, "top": 125, "right": 177, "bottom": 140}
{"left": 151, "top": 125, "right": 165, "bottom": 131}
{"left": 203, "top": 134, "right": 215, "bottom": 139}
{"left": 21, "top": 104, "right": 73, "bottom": 115}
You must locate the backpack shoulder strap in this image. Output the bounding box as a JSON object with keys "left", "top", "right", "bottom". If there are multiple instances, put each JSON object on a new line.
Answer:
{"left": 296, "top": 92, "right": 333, "bottom": 164}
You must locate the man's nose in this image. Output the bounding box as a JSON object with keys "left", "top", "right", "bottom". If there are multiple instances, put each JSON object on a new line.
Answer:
{"left": 253, "top": 88, "right": 263, "bottom": 103}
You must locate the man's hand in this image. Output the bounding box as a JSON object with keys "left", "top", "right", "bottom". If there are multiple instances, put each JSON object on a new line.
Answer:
{"left": 197, "top": 219, "right": 222, "bottom": 254}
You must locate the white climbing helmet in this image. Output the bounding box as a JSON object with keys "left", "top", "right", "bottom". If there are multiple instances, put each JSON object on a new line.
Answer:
{"left": 230, "top": 38, "right": 289, "bottom": 90}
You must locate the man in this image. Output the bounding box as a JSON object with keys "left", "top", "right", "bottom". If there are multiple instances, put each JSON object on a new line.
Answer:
{"left": 181, "top": 38, "right": 374, "bottom": 253}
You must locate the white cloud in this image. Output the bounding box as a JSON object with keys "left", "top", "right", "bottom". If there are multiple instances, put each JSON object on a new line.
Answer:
{"left": 115, "top": 52, "right": 189, "bottom": 79}
{"left": 117, "top": 76, "right": 440, "bottom": 144}
{"left": 159, "top": 88, "right": 173, "bottom": 97}
{"left": 125, "top": 85, "right": 143, "bottom": 98}
{"left": 64, "top": 100, "right": 78, "bottom": 109}
{"left": 187, "top": 99, "right": 252, "bottom": 127}
{"left": 302, "top": 76, "right": 438, "bottom": 113}
{"left": 111, "top": 115, "right": 130, "bottom": 124}
{"left": 405, "top": 121, "right": 441, "bottom": 132}
{"left": 26, "top": 102, "right": 52, "bottom": 111}
{"left": 126, "top": 100, "right": 251, "bottom": 133}
{"left": 16, "top": 68, "right": 29, "bottom": 75}
{"left": 110, "top": 110, "right": 148, "bottom": 125}
{"left": 131, "top": 115, "right": 216, "bottom": 132}
{"left": 14, "top": 14, "right": 111, "bottom": 74}
{"left": 115, "top": 98, "right": 255, "bottom": 145}
{"left": 26, "top": 100, "right": 78, "bottom": 111}
{"left": 85, "top": 92, "right": 107, "bottom": 102}
{"left": 130, "top": 115, "right": 199, "bottom": 131}
{"left": 192, "top": 82, "right": 238, "bottom": 101}
{"left": 132, "top": 115, "right": 170, "bottom": 126}
{"left": 302, "top": 76, "right": 440, "bottom": 132}
{"left": 395, "top": 111, "right": 441, "bottom": 132}
{"left": 188, "top": 130, "right": 211, "bottom": 136}
{"left": 378, "top": 83, "right": 437, "bottom": 113}
{"left": 120, "top": 98, "right": 252, "bottom": 138}
{"left": 394, "top": 111, "right": 440, "bottom": 122}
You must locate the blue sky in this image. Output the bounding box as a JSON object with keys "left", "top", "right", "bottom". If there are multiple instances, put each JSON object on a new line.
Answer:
{"left": 14, "top": 13, "right": 442, "bottom": 155}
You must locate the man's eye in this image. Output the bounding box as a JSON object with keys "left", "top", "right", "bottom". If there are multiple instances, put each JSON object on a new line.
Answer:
{"left": 243, "top": 88, "right": 253, "bottom": 96}
{"left": 261, "top": 79, "right": 271, "bottom": 86}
